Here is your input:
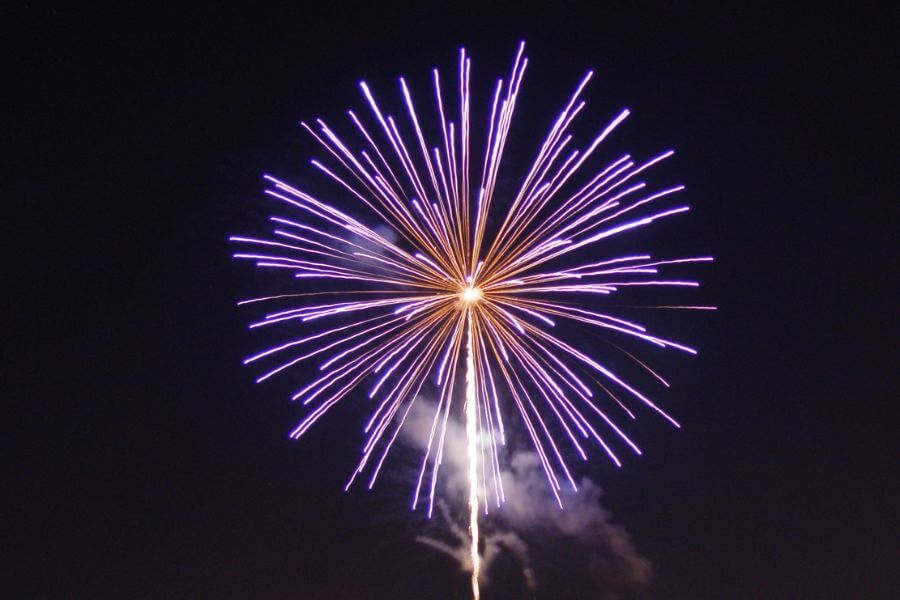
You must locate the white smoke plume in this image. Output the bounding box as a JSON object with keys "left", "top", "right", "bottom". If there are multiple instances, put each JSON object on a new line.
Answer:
{"left": 416, "top": 500, "right": 536, "bottom": 593}
{"left": 404, "top": 400, "right": 653, "bottom": 598}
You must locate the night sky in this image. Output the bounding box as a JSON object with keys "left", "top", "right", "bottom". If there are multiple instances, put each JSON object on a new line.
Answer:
{"left": 8, "top": 3, "right": 896, "bottom": 599}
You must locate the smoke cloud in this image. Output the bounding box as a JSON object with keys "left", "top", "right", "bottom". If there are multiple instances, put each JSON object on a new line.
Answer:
{"left": 403, "top": 400, "right": 653, "bottom": 598}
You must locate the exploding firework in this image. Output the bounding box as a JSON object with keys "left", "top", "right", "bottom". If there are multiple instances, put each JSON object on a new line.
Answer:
{"left": 231, "top": 42, "right": 711, "bottom": 598}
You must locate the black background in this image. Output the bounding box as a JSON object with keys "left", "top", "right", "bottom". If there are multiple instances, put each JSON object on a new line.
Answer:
{"left": 6, "top": 3, "right": 896, "bottom": 599}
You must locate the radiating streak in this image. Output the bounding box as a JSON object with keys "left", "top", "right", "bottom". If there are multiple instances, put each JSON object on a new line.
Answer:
{"left": 485, "top": 303, "right": 619, "bottom": 466}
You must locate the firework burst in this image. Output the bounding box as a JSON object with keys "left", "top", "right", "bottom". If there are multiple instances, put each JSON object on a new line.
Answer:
{"left": 231, "top": 42, "right": 711, "bottom": 598}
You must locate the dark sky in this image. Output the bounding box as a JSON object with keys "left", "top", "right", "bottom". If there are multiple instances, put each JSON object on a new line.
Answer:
{"left": 7, "top": 3, "right": 896, "bottom": 599}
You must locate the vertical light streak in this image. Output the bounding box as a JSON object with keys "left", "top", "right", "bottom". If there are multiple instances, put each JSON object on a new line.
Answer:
{"left": 465, "top": 308, "right": 481, "bottom": 600}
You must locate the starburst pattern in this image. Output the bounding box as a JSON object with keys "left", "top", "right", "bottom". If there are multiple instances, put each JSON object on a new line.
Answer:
{"left": 231, "top": 45, "right": 711, "bottom": 588}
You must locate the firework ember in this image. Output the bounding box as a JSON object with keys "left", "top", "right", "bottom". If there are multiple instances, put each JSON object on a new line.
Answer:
{"left": 232, "top": 42, "right": 712, "bottom": 597}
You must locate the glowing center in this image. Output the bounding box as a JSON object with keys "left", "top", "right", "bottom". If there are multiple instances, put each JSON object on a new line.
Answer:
{"left": 461, "top": 286, "right": 482, "bottom": 303}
